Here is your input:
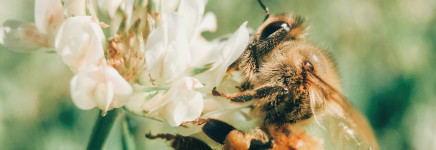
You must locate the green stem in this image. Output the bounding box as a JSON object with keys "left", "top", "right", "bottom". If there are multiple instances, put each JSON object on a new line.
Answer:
{"left": 121, "top": 115, "right": 135, "bottom": 150}
{"left": 87, "top": 109, "right": 121, "bottom": 150}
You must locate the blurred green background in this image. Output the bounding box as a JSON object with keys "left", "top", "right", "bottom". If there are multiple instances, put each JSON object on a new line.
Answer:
{"left": 1, "top": 0, "right": 435, "bottom": 149}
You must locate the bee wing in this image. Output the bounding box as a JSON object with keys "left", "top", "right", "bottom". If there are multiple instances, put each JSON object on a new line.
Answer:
{"left": 308, "top": 72, "right": 378, "bottom": 150}
{"left": 324, "top": 89, "right": 379, "bottom": 150}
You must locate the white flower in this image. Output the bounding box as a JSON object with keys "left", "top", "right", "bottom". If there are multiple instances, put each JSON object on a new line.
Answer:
{"left": 0, "top": 0, "right": 65, "bottom": 52}
{"left": 35, "top": 0, "right": 65, "bottom": 37}
{"left": 160, "top": 0, "right": 181, "bottom": 12}
{"left": 194, "top": 22, "right": 249, "bottom": 90}
{"left": 137, "top": 0, "right": 248, "bottom": 127}
{"left": 54, "top": 16, "right": 106, "bottom": 73}
{"left": 145, "top": 12, "right": 191, "bottom": 84}
{"left": 189, "top": 12, "right": 217, "bottom": 66}
{"left": 0, "top": 20, "right": 49, "bottom": 52}
{"left": 70, "top": 65, "right": 133, "bottom": 115}
{"left": 97, "top": 0, "right": 126, "bottom": 34}
{"left": 145, "top": 0, "right": 211, "bottom": 84}
{"left": 63, "top": 0, "right": 86, "bottom": 17}
{"left": 98, "top": 0, "right": 124, "bottom": 18}
{"left": 177, "top": 0, "right": 206, "bottom": 40}
{"left": 142, "top": 77, "right": 204, "bottom": 126}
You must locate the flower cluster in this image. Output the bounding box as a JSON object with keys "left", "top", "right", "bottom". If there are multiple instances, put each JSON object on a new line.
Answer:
{"left": 0, "top": 0, "right": 249, "bottom": 126}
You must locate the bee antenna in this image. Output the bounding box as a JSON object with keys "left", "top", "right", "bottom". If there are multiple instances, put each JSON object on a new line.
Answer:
{"left": 257, "top": 0, "right": 270, "bottom": 21}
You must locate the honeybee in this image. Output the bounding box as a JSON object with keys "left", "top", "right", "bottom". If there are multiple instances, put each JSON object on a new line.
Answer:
{"left": 204, "top": 0, "right": 379, "bottom": 150}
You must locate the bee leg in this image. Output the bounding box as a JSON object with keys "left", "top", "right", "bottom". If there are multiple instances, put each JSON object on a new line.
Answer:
{"left": 224, "top": 58, "right": 241, "bottom": 80}
{"left": 253, "top": 84, "right": 289, "bottom": 98}
{"left": 212, "top": 84, "right": 288, "bottom": 103}
{"left": 146, "top": 133, "right": 212, "bottom": 150}
{"left": 256, "top": 25, "right": 290, "bottom": 57}
{"left": 235, "top": 81, "right": 253, "bottom": 91}
{"left": 212, "top": 87, "right": 255, "bottom": 103}
{"left": 239, "top": 41, "right": 261, "bottom": 74}
{"left": 180, "top": 118, "right": 209, "bottom": 126}
{"left": 146, "top": 133, "right": 175, "bottom": 140}
{"left": 239, "top": 26, "right": 291, "bottom": 77}
{"left": 226, "top": 57, "right": 240, "bottom": 73}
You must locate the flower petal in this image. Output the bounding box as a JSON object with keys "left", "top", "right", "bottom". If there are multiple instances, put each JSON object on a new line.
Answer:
{"left": 194, "top": 22, "right": 249, "bottom": 89}
{"left": 145, "top": 12, "right": 191, "bottom": 84}
{"left": 219, "top": 22, "right": 249, "bottom": 69}
{"left": 142, "top": 77, "right": 204, "bottom": 126}
{"left": 97, "top": 0, "right": 124, "bottom": 33}
{"left": 94, "top": 79, "right": 115, "bottom": 113}
{"left": 0, "top": 20, "right": 49, "bottom": 52}
{"left": 70, "top": 70, "right": 98, "bottom": 110}
{"left": 98, "top": 0, "right": 123, "bottom": 17}
{"left": 70, "top": 66, "right": 132, "bottom": 112}
{"left": 178, "top": 0, "right": 206, "bottom": 40}
{"left": 165, "top": 91, "right": 203, "bottom": 126}
{"left": 54, "top": 16, "right": 105, "bottom": 73}
{"left": 189, "top": 12, "right": 217, "bottom": 66}
{"left": 107, "top": 67, "right": 134, "bottom": 108}
{"left": 122, "top": 0, "right": 135, "bottom": 30}
{"left": 161, "top": 0, "right": 180, "bottom": 11}
{"left": 35, "top": 0, "right": 65, "bottom": 35}
{"left": 63, "top": 0, "right": 86, "bottom": 17}
{"left": 197, "top": 12, "right": 217, "bottom": 33}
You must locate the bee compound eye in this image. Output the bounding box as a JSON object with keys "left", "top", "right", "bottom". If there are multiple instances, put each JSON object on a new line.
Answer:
{"left": 303, "top": 61, "right": 314, "bottom": 72}
{"left": 260, "top": 21, "right": 290, "bottom": 40}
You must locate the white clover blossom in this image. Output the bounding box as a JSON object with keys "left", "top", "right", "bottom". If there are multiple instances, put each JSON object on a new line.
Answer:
{"left": 34, "top": 0, "right": 65, "bottom": 37}
{"left": 63, "top": 0, "right": 86, "bottom": 17}
{"left": 145, "top": 12, "right": 191, "bottom": 84}
{"left": 0, "top": 20, "right": 50, "bottom": 52}
{"left": 0, "top": 0, "right": 66, "bottom": 52}
{"left": 142, "top": 77, "right": 204, "bottom": 126}
{"left": 193, "top": 22, "right": 249, "bottom": 90}
{"left": 189, "top": 12, "right": 217, "bottom": 66}
{"left": 71, "top": 65, "right": 133, "bottom": 115}
{"left": 2, "top": 0, "right": 251, "bottom": 130}
{"left": 128, "top": 0, "right": 249, "bottom": 126}
{"left": 54, "top": 15, "right": 135, "bottom": 115}
{"left": 97, "top": 0, "right": 124, "bottom": 17}
{"left": 145, "top": 0, "right": 208, "bottom": 84}
{"left": 54, "top": 16, "right": 106, "bottom": 73}
{"left": 0, "top": 0, "right": 135, "bottom": 114}
{"left": 177, "top": 0, "right": 207, "bottom": 41}
{"left": 134, "top": 0, "right": 211, "bottom": 125}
